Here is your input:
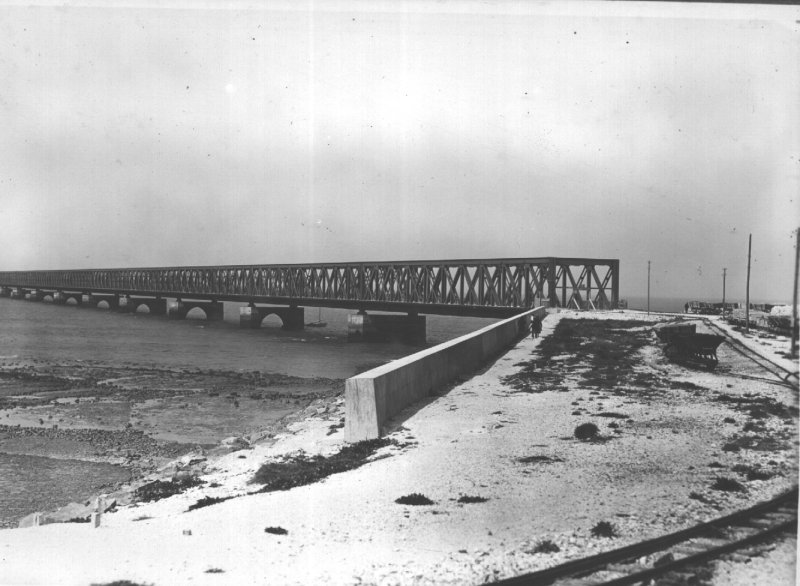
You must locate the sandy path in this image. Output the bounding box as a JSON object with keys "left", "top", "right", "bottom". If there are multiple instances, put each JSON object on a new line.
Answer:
{"left": 0, "top": 310, "right": 796, "bottom": 585}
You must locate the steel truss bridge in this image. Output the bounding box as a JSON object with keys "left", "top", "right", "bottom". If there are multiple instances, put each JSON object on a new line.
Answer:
{"left": 0, "top": 257, "right": 619, "bottom": 317}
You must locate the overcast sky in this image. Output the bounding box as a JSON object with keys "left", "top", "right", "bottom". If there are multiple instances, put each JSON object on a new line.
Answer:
{"left": 0, "top": 1, "right": 797, "bottom": 301}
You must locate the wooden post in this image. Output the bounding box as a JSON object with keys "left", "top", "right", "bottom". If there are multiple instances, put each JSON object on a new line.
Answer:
{"left": 746, "top": 234, "right": 752, "bottom": 334}
{"left": 791, "top": 228, "right": 799, "bottom": 358}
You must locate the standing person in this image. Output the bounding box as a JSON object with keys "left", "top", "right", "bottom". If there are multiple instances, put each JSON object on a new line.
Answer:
{"left": 530, "top": 315, "right": 542, "bottom": 339}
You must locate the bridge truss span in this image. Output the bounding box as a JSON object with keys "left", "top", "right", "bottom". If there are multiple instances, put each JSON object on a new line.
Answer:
{"left": 0, "top": 257, "right": 619, "bottom": 317}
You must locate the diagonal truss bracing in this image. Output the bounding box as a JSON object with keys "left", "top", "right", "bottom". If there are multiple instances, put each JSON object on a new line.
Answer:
{"left": 0, "top": 257, "right": 619, "bottom": 317}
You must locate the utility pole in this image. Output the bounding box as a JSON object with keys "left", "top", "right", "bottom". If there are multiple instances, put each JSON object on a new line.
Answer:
{"left": 722, "top": 268, "right": 727, "bottom": 314}
{"left": 746, "top": 234, "right": 752, "bottom": 334}
{"left": 791, "top": 227, "right": 799, "bottom": 358}
{"left": 647, "top": 260, "right": 651, "bottom": 315}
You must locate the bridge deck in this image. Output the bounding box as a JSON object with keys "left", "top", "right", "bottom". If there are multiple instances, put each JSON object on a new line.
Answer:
{"left": 0, "top": 257, "right": 619, "bottom": 316}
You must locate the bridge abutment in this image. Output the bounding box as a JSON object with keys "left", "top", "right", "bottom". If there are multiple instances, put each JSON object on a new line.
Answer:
{"left": 347, "top": 312, "right": 426, "bottom": 345}
{"left": 239, "top": 305, "right": 304, "bottom": 330}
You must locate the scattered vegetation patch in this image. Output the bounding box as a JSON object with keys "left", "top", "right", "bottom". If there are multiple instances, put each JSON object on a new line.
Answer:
{"left": 723, "top": 417, "right": 736, "bottom": 424}
{"left": 187, "top": 496, "right": 234, "bottom": 512}
{"left": 264, "top": 526, "right": 288, "bottom": 535}
{"left": 668, "top": 380, "right": 707, "bottom": 392}
{"left": 590, "top": 521, "right": 618, "bottom": 538}
{"left": 721, "top": 434, "right": 786, "bottom": 453}
{"left": 707, "top": 462, "right": 725, "bottom": 468}
{"left": 711, "top": 477, "right": 746, "bottom": 493}
{"left": 574, "top": 422, "right": 600, "bottom": 441}
{"left": 395, "top": 493, "right": 435, "bottom": 506}
{"left": 134, "top": 477, "right": 205, "bottom": 503}
{"left": 713, "top": 394, "right": 797, "bottom": 419}
{"left": 595, "top": 412, "right": 630, "bottom": 419}
{"left": 746, "top": 469, "right": 776, "bottom": 481}
{"left": 743, "top": 420, "right": 766, "bottom": 433}
{"left": 532, "top": 539, "right": 561, "bottom": 554}
{"left": 689, "top": 492, "right": 716, "bottom": 505}
{"left": 132, "top": 515, "right": 152, "bottom": 522}
{"left": 204, "top": 568, "right": 224, "bottom": 574}
{"left": 457, "top": 495, "right": 489, "bottom": 504}
{"left": 731, "top": 465, "right": 776, "bottom": 482}
{"left": 90, "top": 582, "right": 152, "bottom": 586}
{"left": 517, "top": 455, "right": 563, "bottom": 464}
{"left": 250, "top": 438, "right": 393, "bottom": 492}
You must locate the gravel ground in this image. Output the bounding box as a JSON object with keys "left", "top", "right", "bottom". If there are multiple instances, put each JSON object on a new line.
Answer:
{"left": 0, "top": 310, "right": 796, "bottom": 585}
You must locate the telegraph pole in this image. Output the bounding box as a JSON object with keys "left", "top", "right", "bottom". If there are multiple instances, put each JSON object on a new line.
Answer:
{"left": 745, "top": 234, "right": 752, "bottom": 334}
{"left": 791, "top": 227, "right": 799, "bottom": 358}
{"left": 722, "top": 268, "right": 727, "bottom": 314}
{"left": 647, "top": 260, "right": 651, "bottom": 315}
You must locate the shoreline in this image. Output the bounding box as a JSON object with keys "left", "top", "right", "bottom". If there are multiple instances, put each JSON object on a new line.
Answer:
{"left": 0, "top": 309, "right": 797, "bottom": 585}
{"left": 0, "top": 361, "right": 344, "bottom": 528}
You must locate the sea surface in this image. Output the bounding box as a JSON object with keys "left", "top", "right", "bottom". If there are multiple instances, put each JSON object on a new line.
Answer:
{"left": 0, "top": 298, "right": 498, "bottom": 378}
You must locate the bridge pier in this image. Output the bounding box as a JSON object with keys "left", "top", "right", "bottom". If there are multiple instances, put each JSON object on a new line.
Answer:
{"left": 118, "top": 296, "right": 167, "bottom": 315}
{"left": 347, "top": 312, "right": 426, "bottom": 345}
{"left": 0, "top": 286, "right": 10, "bottom": 297}
{"left": 53, "top": 291, "right": 82, "bottom": 305}
{"left": 81, "top": 294, "right": 120, "bottom": 309}
{"left": 239, "top": 305, "right": 304, "bottom": 330}
{"left": 25, "top": 290, "right": 44, "bottom": 302}
{"left": 167, "top": 300, "right": 224, "bottom": 321}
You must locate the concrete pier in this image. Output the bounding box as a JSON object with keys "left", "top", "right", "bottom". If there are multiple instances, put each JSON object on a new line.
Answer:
{"left": 53, "top": 291, "right": 82, "bottom": 305}
{"left": 167, "top": 300, "right": 224, "bottom": 321}
{"left": 118, "top": 296, "right": 167, "bottom": 315}
{"left": 347, "top": 312, "right": 426, "bottom": 345}
{"left": 239, "top": 305, "right": 304, "bottom": 330}
{"left": 25, "top": 290, "right": 44, "bottom": 302}
{"left": 82, "top": 294, "right": 120, "bottom": 309}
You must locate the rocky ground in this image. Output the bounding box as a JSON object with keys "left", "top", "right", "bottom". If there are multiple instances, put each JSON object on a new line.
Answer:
{"left": 0, "top": 310, "right": 796, "bottom": 585}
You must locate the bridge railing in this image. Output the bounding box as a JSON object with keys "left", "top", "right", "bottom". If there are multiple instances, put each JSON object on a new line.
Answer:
{"left": 0, "top": 257, "right": 619, "bottom": 313}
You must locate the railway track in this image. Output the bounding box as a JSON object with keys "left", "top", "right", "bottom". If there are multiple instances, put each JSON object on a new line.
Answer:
{"left": 700, "top": 318, "right": 798, "bottom": 389}
{"left": 492, "top": 487, "right": 797, "bottom": 586}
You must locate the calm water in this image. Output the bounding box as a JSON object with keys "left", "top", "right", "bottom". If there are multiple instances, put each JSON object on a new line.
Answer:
{"left": 0, "top": 298, "right": 498, "bottom": 378}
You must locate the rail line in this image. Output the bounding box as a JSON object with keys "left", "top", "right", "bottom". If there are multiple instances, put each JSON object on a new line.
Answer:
{"left": 492, "top": 487, "right": 797, "bottom": 586}
{"left": 700, "top": 318, "right": 799, "bottom": 389}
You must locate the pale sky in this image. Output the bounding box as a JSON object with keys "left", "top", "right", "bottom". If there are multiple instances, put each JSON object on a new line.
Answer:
{"left": 0, "top": 0, "right": 798, "bottom": 302}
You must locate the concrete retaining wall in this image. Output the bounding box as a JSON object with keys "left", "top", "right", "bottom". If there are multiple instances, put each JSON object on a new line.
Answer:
{"left": 344, "top": 307, "right": 547, "bottom": 442}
